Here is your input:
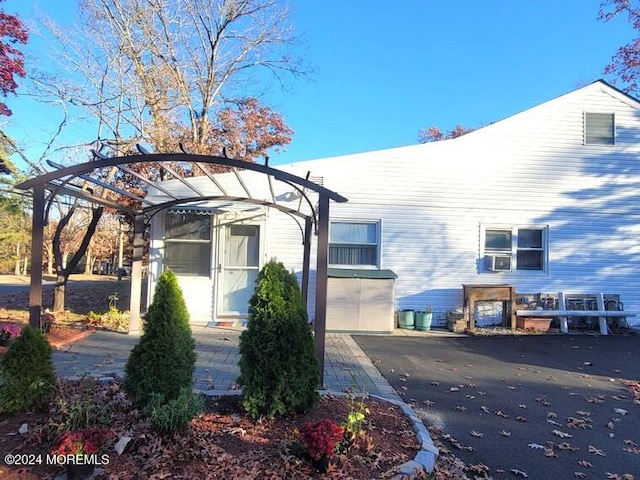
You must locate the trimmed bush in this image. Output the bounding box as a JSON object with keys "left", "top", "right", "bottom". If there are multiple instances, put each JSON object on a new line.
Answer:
{"left": 238, "top": 259, "right": 319, "bottom": 420}
{"left": 124, "top": 270, "right": 197, "bottom": 410}
{"left": 0, "top": 325, "right": 56, "bottom": 413}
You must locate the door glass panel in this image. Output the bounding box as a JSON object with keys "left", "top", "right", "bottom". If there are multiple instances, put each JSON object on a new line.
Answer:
{"left": 222, "top": 269, "right": 258, "bottom": 313}
{"left": 220, "top": 224, "right": 260, "bottom": 315}
{"left": 226, "top": 225, "right": 259, "bottom": 267}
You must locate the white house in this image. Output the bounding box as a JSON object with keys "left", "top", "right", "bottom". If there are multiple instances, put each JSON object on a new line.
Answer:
{"left": 146, "top": 80, "right": 640, "bottom": 331}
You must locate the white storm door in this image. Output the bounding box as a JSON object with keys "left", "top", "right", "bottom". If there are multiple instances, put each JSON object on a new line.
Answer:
{"left": 217, "top": 224, "right": 261, "bottom": 316}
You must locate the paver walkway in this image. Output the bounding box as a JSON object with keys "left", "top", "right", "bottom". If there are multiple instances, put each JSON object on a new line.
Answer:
{"left": 53, "top": 326, "right": 399, "bottom": 400}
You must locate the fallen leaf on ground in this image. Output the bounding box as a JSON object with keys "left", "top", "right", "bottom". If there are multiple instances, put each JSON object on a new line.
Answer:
{"left": 468, "top": 463, "right": 491, "bottom": 475}
{"left": 589, "top": 445, "right": 606, "bottom": 456}
{"left": 578, "top": 460, "right": 593, "bottom": 468}
{"left": 553, "top": 430, "right": 572, "bottom": 439}
{"left": 558, "top": 442, "right": 578, "bottom": 451}
{"left": 566, "top": 417, "right": 592, "bottom": 429}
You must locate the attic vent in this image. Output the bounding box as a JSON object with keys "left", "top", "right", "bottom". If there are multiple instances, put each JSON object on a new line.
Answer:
{"left": 585, "top": 112, "right": 614, "bottom": 145}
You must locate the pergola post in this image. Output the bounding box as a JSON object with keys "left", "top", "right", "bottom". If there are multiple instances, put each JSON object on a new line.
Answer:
{"left": 301, "top": 217, "right": 312, "bottom": 308}
{"left": 314, "top": 194, "right": 330, "bottom": 387}
{"left": 28, "top": 184, "right": 45, "bottom": 328}
{"left": 128, "top": 214, "right": 145, "bottom": 334}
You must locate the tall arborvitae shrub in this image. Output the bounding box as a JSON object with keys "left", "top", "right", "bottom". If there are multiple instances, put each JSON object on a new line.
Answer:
{"left": 124, "top": 270, "right": 197, "bottom": 410}
{"left": 238, "top": 259, "right": 319, "bottom": 420}
{"left": 0, "top": 325, "right": 56, "bottom": 413}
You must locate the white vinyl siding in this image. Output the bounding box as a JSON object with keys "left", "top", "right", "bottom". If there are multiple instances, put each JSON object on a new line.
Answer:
{"left": 148, "top": 81, "right": 640, "bottom": 326}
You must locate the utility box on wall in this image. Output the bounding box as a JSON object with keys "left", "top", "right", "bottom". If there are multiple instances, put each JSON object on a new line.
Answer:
{"left": 326, "top": 268, "right": 397, "bottom": 334}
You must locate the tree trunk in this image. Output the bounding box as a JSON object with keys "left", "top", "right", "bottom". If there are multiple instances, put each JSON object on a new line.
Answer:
{"left": 14, "top": 242, "right": 20, "bottom": 275}
{"left": 84, "top": 249, "right": 92, "bottom": 274}
{"left": 22, "top": 256, "right": 28, "bottom": 275}
{"left": 52, "top": 205, "right": 104, "bottom": 311}
{"left": 53, "top": 273, "right": 67, "bottom": 312}
{"left": 47, "top": 243, "right": 54, "bottom": 275}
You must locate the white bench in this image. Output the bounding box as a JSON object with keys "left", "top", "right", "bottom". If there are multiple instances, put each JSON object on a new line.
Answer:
{"left": 515, "top": 293, "right": 635, "bottom": 335}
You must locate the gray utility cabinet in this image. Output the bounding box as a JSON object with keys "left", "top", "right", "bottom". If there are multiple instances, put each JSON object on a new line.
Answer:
{"left": 326, "top": 268, "right": 397, "bottom": 334}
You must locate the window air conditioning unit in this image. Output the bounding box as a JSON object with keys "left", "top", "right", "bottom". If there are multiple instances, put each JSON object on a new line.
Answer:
{"left": 485, "top": 255, "right": 511, "bottom": 272}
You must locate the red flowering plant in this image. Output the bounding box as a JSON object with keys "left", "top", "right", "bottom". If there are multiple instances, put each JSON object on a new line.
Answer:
{"left": 300, "top": 419, "right": 344, "bottom": 461}
{"left": 50, "top": 426, "right": 113, "bottom": 457}
{"left": 0, "top": 323, "right": 21, "bottom": 340}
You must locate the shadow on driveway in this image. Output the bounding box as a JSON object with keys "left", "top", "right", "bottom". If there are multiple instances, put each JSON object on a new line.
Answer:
{"left": 353, "top": 334, "right": 640, "bottom": 479}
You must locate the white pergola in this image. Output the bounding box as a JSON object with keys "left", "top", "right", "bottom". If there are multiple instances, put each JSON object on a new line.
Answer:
{"left": 16, "top": 148, "right": 347, "bottom": 386}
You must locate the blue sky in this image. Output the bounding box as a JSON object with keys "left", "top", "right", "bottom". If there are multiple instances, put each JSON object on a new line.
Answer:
{"left": 1, "top": 0, "right": 636, "bottom": 168}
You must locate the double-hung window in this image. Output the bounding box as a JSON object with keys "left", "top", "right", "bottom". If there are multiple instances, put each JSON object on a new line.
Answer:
{"left": 329, "top": 221, "right": 380, "bottom": 267}
{"left": 483, "top": 225, "right": 547, "bottom": 272}
{"left": 164, "top": 212, "right": 212, "bottom": 276}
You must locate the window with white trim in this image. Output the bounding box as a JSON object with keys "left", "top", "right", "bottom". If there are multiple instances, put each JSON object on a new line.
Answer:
{"left": 483, "top": 225, "right": 547, "bottom": 272}
{"left": 329, "top": 221, "right": 380, "bottom": 267}
{"left": 585, "top": 112, "right": 614, "bottom": 145}
{"left": 164, "top": 212, "right": 212, "bottom": 276}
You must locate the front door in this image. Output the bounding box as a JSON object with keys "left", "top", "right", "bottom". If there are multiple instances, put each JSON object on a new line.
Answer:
{"left": 217, "top": 224, "right": 261, "bottom": 319}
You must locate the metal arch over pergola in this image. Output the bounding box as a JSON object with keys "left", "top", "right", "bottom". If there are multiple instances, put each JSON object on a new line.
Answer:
{"left": 16, "top": 149, "right": 347, "bottom": 386}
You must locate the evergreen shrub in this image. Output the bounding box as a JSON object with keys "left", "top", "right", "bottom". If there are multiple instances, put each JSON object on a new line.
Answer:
{"left": 124, "top": 270, "right": 197, "bottom": 411}
{"left": 0, "top": 325, "right": 56, "bottom": 413}
{"left": 238, "top": 259, "right": 319, "bottom": 420}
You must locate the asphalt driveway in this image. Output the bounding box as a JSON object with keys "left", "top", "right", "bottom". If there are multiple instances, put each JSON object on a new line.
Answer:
{"left": 353, "top": 334, "right": 640, "bottom": 479}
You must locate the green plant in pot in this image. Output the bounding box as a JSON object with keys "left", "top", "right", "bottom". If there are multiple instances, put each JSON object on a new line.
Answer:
{"left": 415, "top": 305, "right": 433, "bottom": 331}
